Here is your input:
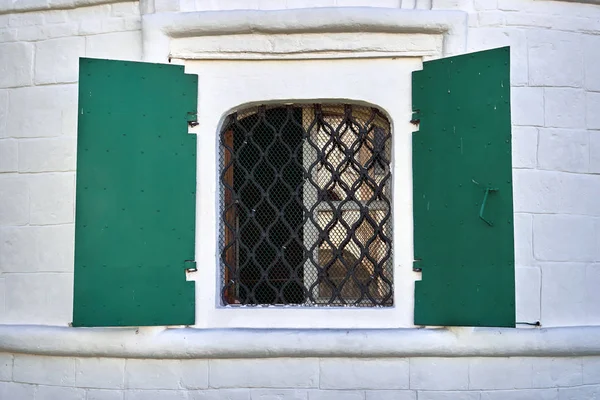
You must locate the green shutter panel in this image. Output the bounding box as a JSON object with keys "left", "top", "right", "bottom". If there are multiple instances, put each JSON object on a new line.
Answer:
{"left": 412, "top": 47, "right": 515, "bottom": 328}
{"left": 73, "top": 58, "right": 197, "bottom": 327}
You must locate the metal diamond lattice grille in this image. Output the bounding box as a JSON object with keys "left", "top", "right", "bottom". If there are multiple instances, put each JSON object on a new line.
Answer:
{"left": 219, "top": 104, "right": 393, "bottom": 307}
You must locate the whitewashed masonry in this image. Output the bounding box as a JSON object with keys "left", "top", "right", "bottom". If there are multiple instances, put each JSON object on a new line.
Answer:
{"left": 1, "top": 0, "right": 600, "bottom": 397}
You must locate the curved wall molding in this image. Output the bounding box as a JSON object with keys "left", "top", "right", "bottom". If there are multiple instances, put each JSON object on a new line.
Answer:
{"left": 1, "top": 325, "right": 600, "bottom": 359}
{"left": 0, "top": 0, "right": 127, "bottom": 15}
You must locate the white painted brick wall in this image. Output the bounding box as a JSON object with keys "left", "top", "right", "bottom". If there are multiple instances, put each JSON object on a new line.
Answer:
{"left": 0, "top": 42, "right": 34, "bottom": 88}
{"left": 75, "top": 358, "right": 125, "bottom": 389}
{"left": 87, "top": 389, "right": 126, "bottom": 400}
{"left": 0, "top": 278, "right": 5, "bottom": 320}
{"left": 527, "top": 30, "right": 583, "bottom": 88}
{"left": 511, "top": 126, "right": 537, "bottom": 169}
{"left": 532, "top": 358, "right": 583, "bottom": 388}
{"left": 586, "top": 264, "right": 600, "bottom": 324}
{"left": 409, "top": 358, "right": 469, "bottom": 390}
{"left": 193, "top": 389, "right": 251, "bottom": 400}
{"left": 513, "top": 213, "right": 534, "bottom": 266}
{"left": 85, "top": 31, "right": 142, "bottom": 60}
{"left": 0, "top": 225, "right": 75, "bottom": 272}
{"left": 544, "top": 88, "right": 586, "bottom": 129}
{"left": 558, "top": 385, "right": 600, "bottom": 400}
{"left": 249, "top": 389, "right": 308, "bottom": 400}
{"left": 125, "top": 389, "right": 188, "bottom": 400}
{"left": 0, "top": 0, "right": 599, "bottom": 395}
{"left": 34, "top": 37, "right": 85, "bottom": 84}
{"left": 0, "top": 89, "right": 8, "bottom": 138}
{"left": 307, "top": 390, "right": 364, "bottom": 400}
{"left": 0, "top": 174, "right": 29, "bottom": 225}
{"left": 320, "top": 359, "right": 408, "bottom": 390}
{"left": 29, "top": 172, "right": 75, "bottom": 225}
{"left": 0, "top": 139, "right": 18, "bottom": 172}
{"left": 0, "top": 381, "right": 36, "bottom": 399}
{"left": 209, "top": 359, "right": 318, "bottom": 389}
{"left": 583, "top": 357, "right": 600, "bottom": 385}
{"left": 583, "top": 35, "right": 600, "bottom": 92}
{"left": 37, "top": 385, "right": 87, "bottom": 400}
{"left": 125, "top": 359, "right": 208, "bottom": 390}
{"left": 533, "top": 215, "right": 599, "bottom": 262}
{"left": 365, "top": 391, "right": 415, "bottom": 400}
{"left": 511, "top": 87, "right": 544, "bottom": 126}
{"left": 7, "top": 85, "right": 78, "bottom": 138}
{"left": 540, "top": 262, "right": 587, "bottom": 326}
{"left": 590, "top": 133, "right": 600, "bottom": 173}
{"left": 537, "top": 129, "right": 589, "bottom": 173}
{"left": 18, "top": 138, "right": 77, "bottom": 172}
{"left": 0, "top": 354, "right": 599, "bottom": 398}
{"left": 417, "top": 391, "right": 479, "bottom": 400}
{"left": 469, "top": 358, "right": 533, "bottom": 389}
{"left": 513, "top": 170, "right": 600, "bottom": 216}
{"left": 586, "top": 92, "right": 600, "bottom": 129}
{"left": 480, "top": 388, "right": 558, "bottom": 400}
{"left": 4, "top": 272, "right": 73, "bottom": 324}
{"left": 515, "top": 266, "right": 541, "bottom": 322}
{"left": 13, "top": 354, "right": 76, "bottom": 386}
{"left": 0, "top": 353, "right": 12, "bottom": 382}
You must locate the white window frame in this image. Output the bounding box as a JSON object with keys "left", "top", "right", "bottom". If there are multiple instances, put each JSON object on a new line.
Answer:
{"left": 185, "top": 58, "right": 419, "bottom": 329}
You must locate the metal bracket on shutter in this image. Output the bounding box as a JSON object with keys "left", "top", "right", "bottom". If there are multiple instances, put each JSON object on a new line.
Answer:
{"left": 479, "top": 187, "right": 498, "bottom": 226}
{"left": 184, "top": 260, "right": 197, "bottom": 272}
{"left": 187, "top": 112, "right": 198, "bottom": 127}
{"left": 410, "top": 110, "right": 421, "bottom": 127}
{"left": 413, "top": 259, "right": 423, "bottom": 272}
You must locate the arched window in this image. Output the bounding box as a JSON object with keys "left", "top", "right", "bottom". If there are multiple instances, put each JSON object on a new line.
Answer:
{"left": 219, "top": 103, "right": 393, "bottom": 307}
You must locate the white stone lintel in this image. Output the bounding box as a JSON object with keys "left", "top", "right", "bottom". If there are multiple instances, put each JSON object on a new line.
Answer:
{"left": 1, "top": 325, "right": 600, "bottom": 359}
{"left": 141, "top": 8, "right": 468, "bottom": 62}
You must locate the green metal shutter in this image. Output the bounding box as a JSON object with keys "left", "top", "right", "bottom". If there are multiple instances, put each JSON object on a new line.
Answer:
{"left": 412, "top": 47, "right": 515, "bottom": 327}
{"left": 73, "top": 58, "right": 197, "bottom": 327}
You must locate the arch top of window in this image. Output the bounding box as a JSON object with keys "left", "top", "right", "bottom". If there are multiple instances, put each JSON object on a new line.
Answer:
{"left": 221, "top": 103, "right": 392, "bottom": 133}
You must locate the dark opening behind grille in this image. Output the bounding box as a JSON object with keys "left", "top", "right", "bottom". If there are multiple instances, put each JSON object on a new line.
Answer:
{"left": 219, "top": 104, "right": 393, "bottom": 307}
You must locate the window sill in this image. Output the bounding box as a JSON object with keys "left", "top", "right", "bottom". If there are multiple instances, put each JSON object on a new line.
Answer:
{"left": 1, "top": 325, "right": 600, "bottom": 359}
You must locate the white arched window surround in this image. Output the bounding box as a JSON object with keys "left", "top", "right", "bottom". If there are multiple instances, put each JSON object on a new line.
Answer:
{"left": 143, "top": 7, "right": 467, "bottom": 328}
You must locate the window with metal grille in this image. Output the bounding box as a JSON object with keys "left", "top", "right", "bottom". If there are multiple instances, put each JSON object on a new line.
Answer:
{"left": 219, "top": 104, "right": 393, "bottom": 307}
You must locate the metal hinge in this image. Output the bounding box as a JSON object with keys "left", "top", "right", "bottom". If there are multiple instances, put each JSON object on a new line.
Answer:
{"left": 187, "top": 112, "right": 198, "bottom": 128}
{"left": 184, "top": 260, "right": 197, "bottom": 273}
{"left": 410, "top": 110, "right": 421, "bottom": 126}
{"left": 413, "top": 259, "right": 422, "bottom": 272}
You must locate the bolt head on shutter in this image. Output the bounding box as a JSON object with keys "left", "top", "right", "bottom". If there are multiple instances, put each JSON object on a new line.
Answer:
{"left": 73, "top": 58, "right": 198, "bottom": 327}
{"left": 412, "top": 47, "right": 515, "bottom": 328}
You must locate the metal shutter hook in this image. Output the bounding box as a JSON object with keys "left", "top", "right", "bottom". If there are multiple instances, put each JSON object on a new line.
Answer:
{"left": 479, "top": 187, "right": 498, "bottom": 226}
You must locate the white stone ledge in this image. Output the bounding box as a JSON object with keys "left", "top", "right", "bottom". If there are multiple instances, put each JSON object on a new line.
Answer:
{"left": 141, "top": 8, "right": 467, "bottom": 62}
{"left": 547, "top": 0, "right": 600, "bottom": 4}
{"left": 0, "top": 0, "right": 126, "bottom": 15}
{"left": 1, "top": 325, "right": 600, "bottom": 359}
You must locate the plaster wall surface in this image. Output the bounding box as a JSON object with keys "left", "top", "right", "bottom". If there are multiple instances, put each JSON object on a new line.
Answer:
{"left": 0, "top": 353, "right": 600, "bottom": 399}
{"left": 1, "top": 0, "right": 600, "bottom": 396}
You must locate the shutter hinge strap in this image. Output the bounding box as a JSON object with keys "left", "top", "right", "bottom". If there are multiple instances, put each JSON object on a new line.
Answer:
{"left": 410, "top": 110, "right": 420, "bottom": 126}
{"left": 413, "top": 259, "right": 422, "bottom": 272}
{"left": 184, "top": 260, "right": 197, "bottom": 272}
{"left": 187, "top": 112, "right": 199, "bottom": 127}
